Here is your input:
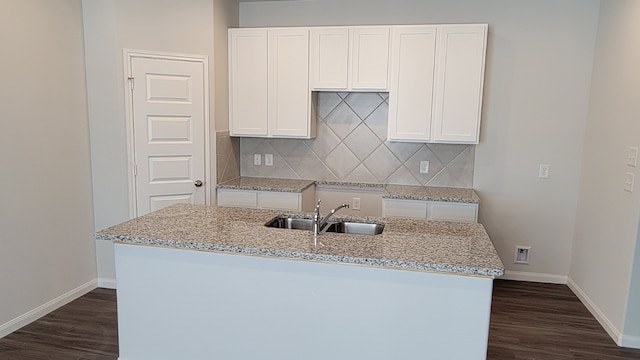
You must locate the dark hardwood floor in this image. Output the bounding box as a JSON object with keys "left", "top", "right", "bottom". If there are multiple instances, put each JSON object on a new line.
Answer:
{"left": 1, "top": 280, "right": 640, "bottom": 359}
{"left": 488, "top": 280, "right": 640, "bottom": 360}
{"left": 0, "top": 288, "right": 118, "bottom": 360}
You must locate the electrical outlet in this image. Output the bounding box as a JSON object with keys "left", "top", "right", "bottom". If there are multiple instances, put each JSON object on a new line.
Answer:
{"left": 352, "top": 197, "right": 361, "bottom": 211}
{"left": 420, "top": 161, "right": 429, "bottom": 174}
{"left": 253, "top": 154, "right": 261, "bottom": 166}
{"left": 514, "top": 246, "right": 531, "bottom": 264}
{"left": 265, "top": 153, "right": 273, "bottom": 166}
{"left": 539, "top": 164, "right": 549, "bottom": 179}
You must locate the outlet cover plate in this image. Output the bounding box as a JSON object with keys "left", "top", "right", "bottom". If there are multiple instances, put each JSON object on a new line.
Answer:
{"left": 539, "top": 164, "right": 549, "bottom": 179}
{"left": 420, "top": 161, "right": 430, "bottom": 174}
{"left": 514, "top": 246, "right": 531, "bottom": 264}
{"left": 625, "top": 172, "right": 635, "bottom": 193}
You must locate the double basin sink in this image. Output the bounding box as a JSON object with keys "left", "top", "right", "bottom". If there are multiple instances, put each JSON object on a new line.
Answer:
{"left": 265, "top": 215, "right": 385, "bottom": 236}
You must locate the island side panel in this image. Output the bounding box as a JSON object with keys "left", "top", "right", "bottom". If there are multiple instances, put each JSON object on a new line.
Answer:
{"left": 115, "top": 243, "right": 494, "bottom": 360}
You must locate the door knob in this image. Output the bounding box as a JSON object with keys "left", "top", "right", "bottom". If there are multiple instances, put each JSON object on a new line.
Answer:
{"left": 194, "top": 180, "right": 203, "bottom": 187}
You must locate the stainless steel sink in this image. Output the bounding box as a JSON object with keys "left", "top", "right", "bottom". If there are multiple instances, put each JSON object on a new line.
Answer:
{"left": 264, "top": 216, "right": 314, "bottom": 231}
{"left": 265, "top": 215, "right": 384, "bottom": 235}
{"left": 324, "top": 221, "right": 385, "bottom": 235}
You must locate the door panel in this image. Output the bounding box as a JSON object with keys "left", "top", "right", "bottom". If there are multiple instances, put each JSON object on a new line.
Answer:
{"left": 149, "top": 194, "right": 195, "bottom": 212}
{"left": 131, "top": 56, "right": 206, "bottom": 216}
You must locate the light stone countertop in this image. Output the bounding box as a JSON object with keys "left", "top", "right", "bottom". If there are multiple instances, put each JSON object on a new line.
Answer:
{"left": 218, "top": 177, "right": 480, "bottom": 203}
{"left": 383, "top": 184, "right": 480, "bottom": 203}
{"left": 97, "top": 203, "right": 503, "bottom": 277}
{"left": 217, "top": 177, "right": 315, "bottom": 192}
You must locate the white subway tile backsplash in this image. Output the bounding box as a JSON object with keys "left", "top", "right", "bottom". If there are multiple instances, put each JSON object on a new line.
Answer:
{"left": 239, "top": 92, "right": 475, "bottom": 188}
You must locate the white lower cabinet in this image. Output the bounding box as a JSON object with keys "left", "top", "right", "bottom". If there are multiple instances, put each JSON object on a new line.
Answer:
{"left": 217, "top": 187, "right": 316, "bottom": 212}
{"left": 383, "top": 198, "right": 478, "bottom": 223}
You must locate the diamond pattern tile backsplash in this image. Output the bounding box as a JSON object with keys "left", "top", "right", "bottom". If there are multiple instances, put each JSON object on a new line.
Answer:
{"left": 240, "top": 92, "right": 474, "bottom": 187}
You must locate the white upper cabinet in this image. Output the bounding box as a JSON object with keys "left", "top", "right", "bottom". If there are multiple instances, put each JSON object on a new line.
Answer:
{"left": 268, "top": 28, "right": 312, "bottom": 137}
{"left": 432, "top": 24, "right": 487, "bottom": 144}
{"left": 350, "top": 27, "right": 390, "bottom": 89}
{"left": 387, "top": 25, "right": 437, "bottom": 142}
{"left": 309, "top": 27, "right": 349, "bottom": 89}
{"left": 230, "top": 24, "right": 487, "bottom": 143}
{"left": 229, "top": 29, "right": 268, "bottom": 136}
{"left": 387, "top": 24, "right": 487, "bottom": 144}
{"left": 310, "top": 26, "right": 390, "bottom": 91}
{"left": 229, "top": 28, "right": 315, "bottom": 138}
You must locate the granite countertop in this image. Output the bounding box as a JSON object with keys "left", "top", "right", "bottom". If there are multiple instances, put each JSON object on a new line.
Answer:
{"left": 218, "top": 177, "right": 480, "bottom": 203}
{"left": 383, "top": 184, "right": 480, "bottom": 203}
{"left": 97, "top": 203, "right": 503, "bottom": 277}
{"left": 217, "top": 177, "right": 315, "bottom": 192}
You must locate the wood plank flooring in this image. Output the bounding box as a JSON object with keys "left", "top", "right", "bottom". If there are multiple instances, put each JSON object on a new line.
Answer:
{"left": 0, "top": 288, "right": 118, "bottom": 360}
{"left": 1, "top": 280, "right": 640, "bottom": 359}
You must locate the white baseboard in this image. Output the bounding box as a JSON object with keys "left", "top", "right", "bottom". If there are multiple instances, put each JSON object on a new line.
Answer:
{"left": 566, "top": 277, "right": 624, "bottom": 347}
{"left": 621, "top": 334, "right": 640, "bottom": 349}
{"left": 0, "top": 279, "right": 98, "bottom": 339}
{"left": 499, "top": 270, "right": 567, "bottom": 284}
{"left": 98, "top": 277, "right": 117, "bottom": 289}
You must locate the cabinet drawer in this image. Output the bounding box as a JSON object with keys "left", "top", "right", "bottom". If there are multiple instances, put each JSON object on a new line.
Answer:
{"left": 258, "top": 192, "right": 301, "bottom": 211}
{"left": 428, "top": 202, "right": 478, "bottom": 223}
{"left": 217, "top": 189, "right": 258, "bottom": 208}
{"left": 382, "top": 199, "right": 427, "bottom": 219}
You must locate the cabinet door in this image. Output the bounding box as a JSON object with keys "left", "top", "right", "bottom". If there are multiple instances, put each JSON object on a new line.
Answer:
{"left": 217, "top": 189, "right": 258, "bottom": 208}
{"left": 387, "top": 26, "right": 437, "bottom": 142}
{"left": 427, "top": 202, "right": 478, "bottom": 223}
{"left": 432, "top": 25, "right": 487, "bottom": 144}
{"left": 382, "top": 199, "right": 427, "bottom": 219}
{"left": 350, "top": 27, "right": 390, "bottom": 90}
{"left": 258, "top": 192, "right": 301, "bottom": 211}
{"left": 310, "top": 27, "right": 349, "bottom": 90}
{"left": 229, "top": 29, "right": 268, "bottom": 136}
{"left": 268, "top": 29, "right": 310, "bottom": 137}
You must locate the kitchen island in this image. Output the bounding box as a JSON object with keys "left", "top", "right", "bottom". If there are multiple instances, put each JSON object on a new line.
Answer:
{"left": 98, "top": 203, "right": 504, "bottom": 360}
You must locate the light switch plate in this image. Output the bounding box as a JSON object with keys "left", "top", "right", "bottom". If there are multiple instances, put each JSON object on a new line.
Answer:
{"left": 628, "top": 147, "right": 638, "bottom": 167}
{"left": 265, "top": 153, "right": 273, "bottom": 166}
{"left": 253, "top": 154, "right": 261, "bottom": 166}
{"left": 625, "top": 172, "right": 635, "bottom": 193}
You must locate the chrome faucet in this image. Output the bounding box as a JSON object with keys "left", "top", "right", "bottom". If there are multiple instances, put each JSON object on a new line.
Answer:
{"left": 313, "top": 200, "right": 350, "bottom": 236}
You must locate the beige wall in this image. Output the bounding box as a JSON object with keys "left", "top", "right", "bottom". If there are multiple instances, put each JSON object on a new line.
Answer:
{"left": 84, "top": 0, "right": 218, "bottom": 231}
{"left": 570, "top": 0, "right": 640, "bottom": 344}
{"left": 0, "top": 0, "right": 96, "bottom": 333}
{"left": 214, "top": 0, "right": 241, "bottom": 185}
{"left": 239, "top": 0, "right": 599, "bottom": 279}
{"left": 83, "top": 0, "right": 239, "bottom": 283}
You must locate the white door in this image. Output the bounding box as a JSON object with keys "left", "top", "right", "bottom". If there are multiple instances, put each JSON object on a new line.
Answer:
{"left": 130, "top": 56, "right": 206, "bottom": 216}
